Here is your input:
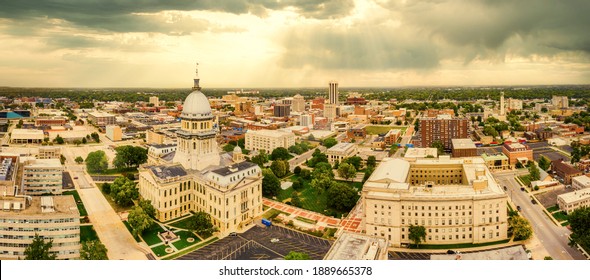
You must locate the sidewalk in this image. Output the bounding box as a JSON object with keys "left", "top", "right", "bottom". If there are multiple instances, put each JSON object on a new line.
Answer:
{"left": 263, "top": 198, "right": 340, "bottom": 229}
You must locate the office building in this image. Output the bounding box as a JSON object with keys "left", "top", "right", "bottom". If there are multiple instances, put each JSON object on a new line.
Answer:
{"left": 501, "top": 143, "right": 533, "bottom": 166}
{"left": 552, "top": 96, "right": 569, "bottom": 109}
{"left": 291, "top": 94, "right": 306, "bottom": 112}
{"left": 326, "top": 143, "right": 358, "bottom": 165}
{"left": 328, "top": 81, "right": 339, "bottom": 105}
{"left": 419, "top": 116, "right": 468, "bottom": 150}
{"left": 245, "top": 129, "right": 295, "bottom": 152}
{"left": 362, "top": 156, "right": 508, "bottom": 247}
{"left": 87, "top": 111, "right": 116, "bottom": 126}
{"left": 22, "top": 159, "right": 63, "bottom": 195}
{"left": 451, "top": 139, "right": 477, "bottom": 158}
{"left": 273, "top": 104, "right": 291, "bottom": 117}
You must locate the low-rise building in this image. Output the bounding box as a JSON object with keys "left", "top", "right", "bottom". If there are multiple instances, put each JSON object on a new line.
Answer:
{"left": 21, "top": 159, "right": 63, "bottom": 195}
{"left": 38, "top": 146, "right": 61, "bottom": 160}
{"left": 451, "top": 139, "right": 477, "bottom": 158}
{"left": 10, "top": 129, "right": 44, "bottom": 144}
{"left": 572, "top": 175, "right": 590, "bottom": 190}
{"left": 87, "top": 111, "right": 116, "bottom": 126}
{"left": 552, "top": 159, "right": 583, "bottom": 185}
{"left": 106, "top": 125, "right": 122, "bottom": 141}
{"left": 362, "top": 156, "right": 508, "bottom": 247}
{"left": 347, "top": 124, "right": 366, "bottom": 140}
{"left": 326, "top": 143, "right": 358, "bottom": 165}
{"left": 480, "top": 153, "right": 510, "bottom": 171}
{"left": 558, "top": 190, "right": 590, "bottom": 214}
{"left": 502, "top": 143, "right": 533, "bottom": 166}
{"left": 324, "top": 232, "right": 388, "bottom": 260}
{"left": 0, "top": 195, "right": 80, "bottom": 260}
{"left": 384, "top": 129, "right": 401, "bottom": 146}
{"left": 245, "top": 129, "right": 295, "bottom": 152}
{"left": 404, "top": 148, "right": 438, "bottom": 159}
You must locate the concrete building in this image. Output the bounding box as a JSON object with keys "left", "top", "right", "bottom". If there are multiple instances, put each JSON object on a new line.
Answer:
{"left": 291, "top": 94, "right": 305, "bottom": 112}
{"left": 149, "top": 96, "right": 160, "bottom": 106}
{"left": 147, "top": 130, "right": 166, "bottom": 145}
{"left": 245, "top": 129, "right": 295, "bottom": 152}
{"left": 35, "top": 117, "right": 67, "bottom": 127}
{"left": 38, "top": 146, "right": 61, "bottom": 160}
{"left": 138, "top": 69, "right": 263, "bottom": 235}
{"left": 404, "top": 148, "right": 438, "bottom": 159}
{"left": 480, "top": 153, "right": 510, "bottom": 171}
{"left": 431, "top": 245, "right": 528, "bottom": 260}
{"left": 87, "top": 111, "right": 116, "bottom": 126}
{"left": 300, "top": 114, "right": 313, "bottom": 127}
{"left": 10, "top": 129, "right": 44, "bottom": 144}
{"left": 507, "top": 98, "right": 523, "bottom": 111}
{"left": 552, "top": 159, "right": 583, "bottom": 185}
{"left": 326, "top": 143, "right": 358, "bottom": 165}
{"left": 558, "top": 190, "right": 590, "bottom": 214}
{"left": 273, "top": 104, "right": 290, "bottom": 117}
{"left": 362, "top": 156, "right": 508, "bottom": 247}
{"left": 419, "top": 116, "right": 468, "bottom": 150}
{"left": 328, "top": 81, "right": 339, "bottom": 105}
{"left": 147, "top": 144, "right": 178, "bottom": 165}
{"left": 552, "top": 96, "right": 569, "bottom": 109}
{"left": 572, "top": 175, "right": 590, "bottom": 190}
{"left": 22, "top": 159, "right": 63, "bottom": 195}
{"left": 502, "top": 143, "right": 533, "bottom": 166}
{"left": 500, "top": 92, "right": 505, "bottom": 116}
{"left": 106, "top": 125, "right": 122, "bottom": 141}
{"left": 324, "top": 232, "right": 388, "bottom": 260}
{"left": 0, "top": 195, "right": 80, "bottom": 260}
{"left": 451, "top": 139, "right": 477, "bottom": 158}
{"left": 324, "top": 103, "right": 338, "bottom": 121}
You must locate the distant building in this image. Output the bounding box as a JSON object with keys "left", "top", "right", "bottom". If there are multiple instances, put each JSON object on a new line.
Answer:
{"left": 273, "top": 104, "right": 290, "bottom": 117}
{"left": 324, "top": 104, "right": 339, "bottom": 121}
{"left": 328, "top": 81, "right": 339, "bottom": 105}
{"left": 291, "top": 94, "right": 306, "bottom": 112}
{"left": 347, "top": 125, "right": 366, "bottom": 140}
{"left": 362, "top": 157, "right": 508, "bottom": 247}
{"left": 311, "top": 97, "right": 325, "bottom": 110}
{"left": 404, "top": 148, "right": 438, "bottom": 159}
{"left": 552, "top": 159, "right": 583, "bottom": 185}
{"left": 346, "top": 97, "right": 367, "bottom": 106}
{"left": 507, "top": 98, "right": 523, "bottom": 111}
{"left": 558, "top": 189, "right": 590, "bottom": 215}
{"left": 300, "top": 114, "right": 313, "bottom": 127}
{"left": 10, "top": 128, "right": 44, "bottom": 144}
{"left": 106, "top": 125, "right": 122, "bottom": 141}
{"left": 149, "top": 96, "right": 159, "bottom": 106}
{"left": 0, "top": 195, "right": 80, "bottom": 260}
{"left": 245, "top": 129, "right": 295, "bottom": 152}
{"left": 38, "top": 146, "right": 61, "bottom": 160}
{"left": 450, "top": 138, "right": 477, "bottom": 158}
{"left": 146, "top": 130, "right": 165, "bottom": 145}
{"left": 87, "top": 111, "right": 116, "bottom": 126}
{"left": 552, "top": 96, "right": 569, "bottom": 109}
{"left": 35, "top": 117, "right": 67, "bottom": 127}
{"left": 324, "top": 232, "right": 388, "bottom": 260}
{"left": 384, "top": 129, "right": 401, "bottom": 146}
{"left": 22, "top": 159, "right": 63, "bottom": 195}
{"left": 480, "top": 153, "right": 510, "bottom": 172}
{"left": 502, "top": 143, "right": 533, "bottom": 166}
{"left": 326, "top": 143, "right": 358, "bottom": 165}
{"left": 419, "top": 116, "right": 468, "bottom": 150}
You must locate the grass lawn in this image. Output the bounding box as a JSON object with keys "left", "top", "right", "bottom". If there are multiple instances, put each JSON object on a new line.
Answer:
{"left": 546, "top": 205, "right": 560, "bottom": 212}
{"left": 62, "top": 190, "right": 88, "bottom": 216}
{"left": 410, "top": 239, "right": 511, "bottom": 249}
{"left": 172, "top": 230, "right": 201, "bottom": 250}
{"left": 162, "top": 237, "right": 219, "bottom": 260}
{"left": 518, "top": 175, "right": 532, "bottom": 187}
{"left": 295, "top": 216, "right": 317, "bottom": 224}
{"left": 151, "top": 244, "right": 172, "bottom": 257}
{"left": 365, "top": 125, "right": 407, "bottom": 135}
{"left": 561, "top": 221, "right": 570, "bottom": 227}
{"left": 97, "top": 183, "right": 133, "bottom": 213}
{"left": 263, "top": 209, "right": 288, "bottom": 220}
{"left": 123, "top": 221, "right": 141, "bottom": 242}
{"left": 142, "top": 223, "right": 166, "bottom": 246}
{"left": 552, "top": 211, "right": 569, "bottom": 222}
{"left": 168, "top": 215, "right": 195, "bottom": 230}
{"left": 80, "top": 225, "right": 99, "bottom": 242}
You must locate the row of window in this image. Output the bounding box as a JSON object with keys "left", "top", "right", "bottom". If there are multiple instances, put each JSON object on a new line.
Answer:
{"left": 0, "top": 226, "right": 79, "bottom": 232}
{"left": 0, "top": 233, "right": 78, "bottom": 239}
{"left": 0, "top": 218, "right": 78, "bottom": 224}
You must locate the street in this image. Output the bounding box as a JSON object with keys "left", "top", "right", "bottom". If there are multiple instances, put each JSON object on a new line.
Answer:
{"left": 288, "top": 145, "right": 326, "bottom": 172}
{"left": 494, "top": 172, "right": 585, "bottom": 260}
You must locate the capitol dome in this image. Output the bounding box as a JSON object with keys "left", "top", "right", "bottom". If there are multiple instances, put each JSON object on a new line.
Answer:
{"left": 180, "top": 89, "right": 213, "bottom": 119}
{"left": 233, "top": 145, "right": 242, "bottom": 154}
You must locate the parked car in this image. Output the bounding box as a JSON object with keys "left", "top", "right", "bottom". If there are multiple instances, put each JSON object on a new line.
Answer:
{"left": 447, "top": 250, "right": 456, "bottom": 254}
{"left": 520, "top": 187, "right": 525, "bottom": 191}
{"left": 270, "top": 238, "right": 280, "bottom": 243}
{"left": 531, "top": 199, "right": 537, "bottom": 204}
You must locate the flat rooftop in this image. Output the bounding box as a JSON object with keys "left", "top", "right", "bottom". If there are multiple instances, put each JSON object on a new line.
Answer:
{"left": 246, "top": 129, "right": 293, "bottom": 137}
{"left": 430, "top": 246, "right": 528, "bottom": 260}
{"left": 327, "top": 142, "right": 356, "bottom": 153}
{"left": 452, "top": 138, "right": 476, "bottom": 149}
{"left": 558, "top": 190, "right": 590, "bottom": 204}
{"left": 404, "top": 148, "right": 438, "bottom": 158}
{"left": 148, "top": 165, "right": 188, "bottom": 180}
{"left": 25, "top": 158, "right": 62, "bottom": 168}
{"left": 0, "top": 195, "right": 78, "bottom": 217}
{"left": 324, "top": 232, "right": 387, "bottom": 260}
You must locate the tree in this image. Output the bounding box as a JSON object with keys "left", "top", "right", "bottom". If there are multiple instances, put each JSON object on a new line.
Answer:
{"left": 127, "top": 206, "right": 153, "bottom": 238}
{"left": 73, "top": 139, "right": 82, "bottom": 146}
{"left": 54, "top": 134, "right": 64, "bottom": 144}
{"left": 322, "top": 137, "right": 338, "bottom": 148}
{"left": 568, "top": 207, "right": 590, "bottom": 252}
{"left": 292, "top": 180, "right": 304, "bottom": 191}
{"left": 300, "top": 169, "right": 311, "bottom": 180}
{"left": 408, "top": 225, "right": 427, "bottom": 248}
{"left": 262, "top": 169, "right": 281, "bottom": 197}
{"left": 91, "top": 132, "right": 100, "bottom": 143}
{"left": 113, "top": 145, "right": 148, "bottom": 170}
{"left": 86, "top": 150, "right": 108, "bottom": 173}
{"left": 251, "top": 150, "right": 269, "bottom": 167}
{"left": 24, "top": 233, "right": 56, "bottom": 260}
{"left": 109, "top": 177, "right": 139, "bottom": 207}
{"left": 284, "top": 251, "right": 310, "bottom": 260}
{"left": 342, "top": 156, "right": 363, "bottom": 170}
{"left": 237, "top": 138, "right": 245, "bottom": 149}
{"left": 271, "top": 147, "right": 290, "bottom": 161}
{"left": 389, "top": 145, "right": 399, "bottom": 157}
{"left": 80, "top": 240, "right": 108, "bottom": 260}
{"left": 139, "top": 199, "right": 156, "bottom": 218}
{"left": 326, "top": 183, "right": 359, "bottom": 212}
{"left": 515, "top": 161, "right": 524, "bottom": 169}
{"left": 290, "top": 192, "right": 301, "bottom": 207}
{"left": 509, "top": 215, "right": 533, "bottom": 241}
{"left": 82, "top": 137, "right": 87, "bottom": 144}
{"left": 293, "top": 166, "right": 302, "bottom": 175}
{"left": 270, "top": 160, "right": 288, "bottom": 178}
{"left": 102, "top": 182, "right": 111, "bottom": 194}
{"left": 363, "top": 167, "right": 374, "bottom": 183}
{"left": 187, "top": 211, "right": 215, "bottom": 235}
{"left": 223, "top": 144, "right": 236, "bottom": 152}
{"left": 366, "top": 156, "right": 377, "bottom": 168}
{"left": 430, "top": 140, "right": 445, "bottom": 155}
{"left": 483, "top": 125, "right": 499, "bottom": 138}
{"left": 338, "top": 162, "right": 357, "bottom": 181}
{"left": 528, "top": 162, "right": 541, "bottom": 181}
{"left": 311, "top": 176, "right": 336, "bottom": 194}
{"left": 538, "top": 156, "right": 551, "bottom": 171}
{"left": 75, "top": 156, "right": 84, "bottom": 164}
{"left": 59, "top": 154, "right": 66, "bottom": 165}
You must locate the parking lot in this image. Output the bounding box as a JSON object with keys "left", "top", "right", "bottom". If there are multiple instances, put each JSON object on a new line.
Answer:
{"left": 388, "top": 245, "right": 523, "bottom": 260}
{"left": 63, "top": 171, "right": 74, "bottom": 190}
{"left": 528, "top": 141, "right": 570, "bottom": 162}
{"left": 178, "top": 225, "right": 332, "bottom": 260}
{"left": 535, "top": 186, "right": 573, "bottom": 208}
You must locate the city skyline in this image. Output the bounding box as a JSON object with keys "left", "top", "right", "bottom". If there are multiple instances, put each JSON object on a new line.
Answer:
{"left": 1, "top": 0, "right": 589, "bottom": 88}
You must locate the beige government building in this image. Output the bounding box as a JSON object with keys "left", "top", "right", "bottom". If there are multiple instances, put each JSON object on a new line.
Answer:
{"left": 138, "top": 70, "right": 263, "bottom": 236}
{"left": 245, "top": 129, "right": 295, "bottom": 152}
{"left": 362, "top": 156, "right": 508, "bottom": 247}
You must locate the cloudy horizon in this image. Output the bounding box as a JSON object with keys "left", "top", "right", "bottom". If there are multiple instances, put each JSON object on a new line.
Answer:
{"left": 1, "top": 0, "right": 589, "bottom": 88}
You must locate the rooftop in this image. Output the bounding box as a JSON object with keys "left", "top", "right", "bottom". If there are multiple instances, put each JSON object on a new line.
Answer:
{"left": 246, "top": 129, "right": 294, "bottom": 137}
{"left": 558, "top": 190, "right": 590, "bottom": 204}
{"left": 452, "top": 138, "right": 476, "bottom": 149}
{"left": 573, "top": 175, "right": 590, "bottom": 187}
{"left": 210, "top": 161, "right": 257, "bottom": 177}
{"left": 149, "top": 165, "right": 188, "bottom": 180}
{"left": 24, "top": 158, "right": 62, "bottom": 168}
{"left": 0, "top": 195, "right": 78, "bottom": 217}
{"left": 324, "top": 232, "right": 388, "bottom": 260}
{"left": 430, "top": 246, "right": 528, "bottom": 260}
{"left": 327, "top": 142, "right": 356, "bottom": 153}
{"left": 88, "top": 111, "right": 115, "bottom": 117}
{"left": 481, "top": 153, "right": 508, "bottom": 161}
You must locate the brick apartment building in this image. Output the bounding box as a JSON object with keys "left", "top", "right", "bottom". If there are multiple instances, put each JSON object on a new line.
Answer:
{"left": 419, "top": 116, "right": 468, "bottom": 150}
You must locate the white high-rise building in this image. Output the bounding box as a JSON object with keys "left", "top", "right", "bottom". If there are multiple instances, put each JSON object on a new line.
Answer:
{"left": 292, "top": 94, "right": 306, "bottom": 112}
{"left": 500, "top": 92, "right": 505, "bottom": 116}
{"left": 300, "top": 114, "right": 313, "bottom": 127}
{"left": 552, "top": 96, "right": 569, "bottom": 108}
{"left": 329, "top": 81, "right": 339, "bottom": 105}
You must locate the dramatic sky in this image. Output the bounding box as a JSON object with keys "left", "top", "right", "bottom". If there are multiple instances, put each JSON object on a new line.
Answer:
{"left": 1, "top": 0, "right": 589, "bottom": 88}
